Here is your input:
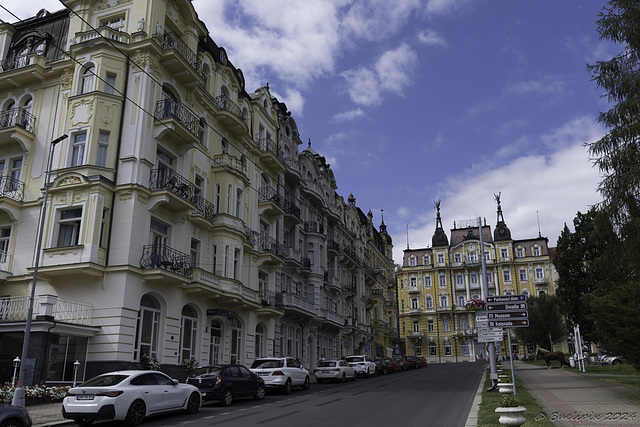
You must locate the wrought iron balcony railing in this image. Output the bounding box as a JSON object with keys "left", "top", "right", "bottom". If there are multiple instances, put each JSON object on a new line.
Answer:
{"left": 140, "top": 244, "right": 192, "bottom": 278}
{"left": 154, "top": 32, "right": 205, "bottom": 79}
{"left": 154, "top": 99, "right": 204, "bottom": 142}
{"left": 0, "top": 107, "right": 36, "bottom": 134}
{"left": 215, "top": 95, "right": 246, "bottom": 121}
{"left": 150, "top": 168, "right": 195, "bottom": 203}
{"left": 259, "top": 185, "right": 284, "bottom": 209}
{"left": 258, "top": 235, "right": 285, "bottom": 258}
{"left": 0, "top": 54, "right": 29, "bottom": 72}
{"left": 0, "top": 176, "right": 25, "bottom": 202}
{"left": 191, "top": 195, "right": 216, "bottom": 223}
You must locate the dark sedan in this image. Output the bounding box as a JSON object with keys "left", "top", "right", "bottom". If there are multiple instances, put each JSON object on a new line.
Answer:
{"left": 0, "top": 404, "right": 32, "bottom": 427}
{"left": 187, "top": 364, "right": 266, "bottom": 406}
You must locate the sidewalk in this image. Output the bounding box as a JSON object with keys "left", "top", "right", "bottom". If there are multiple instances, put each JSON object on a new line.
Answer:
{"left": 513, "top": 361, "right": 640, "bottom": 426}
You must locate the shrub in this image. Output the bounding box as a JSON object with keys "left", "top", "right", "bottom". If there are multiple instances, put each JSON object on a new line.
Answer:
{"left": 500, "top": 394, "right": 519, "bottom": 407}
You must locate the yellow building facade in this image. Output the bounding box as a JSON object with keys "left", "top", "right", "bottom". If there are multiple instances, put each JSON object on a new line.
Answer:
{"left": 397, "top": 200, "right": 555, "bottom": 363}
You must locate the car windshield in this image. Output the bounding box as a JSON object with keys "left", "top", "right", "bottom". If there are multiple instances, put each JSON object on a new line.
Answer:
{"left": 346, "top": 357, "right": 364, "bottom": 362}
{"left": 318, "top": 361, "right": 336, "bottom": 367}
{"left": 80, "top": 374, "right": 129, "bottom": 387}
{"left": 251, "top": 359, "right": 284, "bottom": 369}
{"left": 190, "top": 366, "right": 221, "bottom": 378}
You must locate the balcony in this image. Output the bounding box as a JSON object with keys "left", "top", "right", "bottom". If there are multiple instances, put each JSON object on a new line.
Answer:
{"left": 149, "top": 168, "right": 195, "bottom": 212}
{"left": 212, "top": 153, "right": 248, "bottom": 181}
{"left": 284, "top": 157, "right": 301, "bottom": 182}
{"left": 408, "top": 286, "right": 420, "bottom": 293}
{"left": 256, "top": 236, "right": 284, "bottom": 267}
{"left": 153, "top": 32, "right": 206, "bottom": 81}
{"left": 258, "top": 290, "right": 282, "bottom": 310}
{"left": 190, "top": 195, "right": 216, "bottom": 226}
{"left": 258, "top": 185, "right": 285, "bottom": 219}
{"left": 278, "top": 292, "right": 315, "bottom": 316}
{"left": 0, "top": 54, "right": 29, "bottom": 73}
{"left": 327, "top": 239, "right": 340, "bottom": 254}
{"left": 304, "top": 221, "right": 324, "bottom": 235}
{"left": 0, "top": 176, "right": 25, "bottom": 202}
{"left": 283, "top": 199, "right": 301, "bottom": 224}
{"left": 0, "top": 249, "right": 12, "bottom": 277}
{"left": 74, "top": 26, "right": 130, "bottom": 45}
{"left": 343, "top": 284, "right": 357, "bottom": 295}
{"left": 282, "top": 246, "right": 300, "bottom": 264}
{"left": 0, "top": 107, "right": 36, "bottom": 152}
{"left": 140, "top": 244, "right": 192, "bottom": 279}
{"left": 0, "top": 295, "right": 93, "bottom": 326}
{"left": 154, "top": 99, "right": 204, "bottom": 148}
{"left": 214, "top": 95, "right": 248, "bottom": 136}
{"left": 455, "top": 283, "right": 465, "bottom": 291}
{"left": 300, "top": 179, "right": 324, "bottom": 203}
{"left": 321, "top": 308, "right": 344, "bottom": 327}
{"left": 324, "top": 273, "right": 341, "bottom": 291}
{"left": 258, "top": 136, "right": 285, "bottom": 172}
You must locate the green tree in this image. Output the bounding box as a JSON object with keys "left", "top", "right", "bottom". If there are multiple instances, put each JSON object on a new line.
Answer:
{"left": 515, "top": 294, "right": 567, "bottom": 351}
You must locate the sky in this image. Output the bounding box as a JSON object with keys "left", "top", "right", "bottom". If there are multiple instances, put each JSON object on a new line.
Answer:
{"left": 1, "top": 0, "right": 618, "bottom": 264}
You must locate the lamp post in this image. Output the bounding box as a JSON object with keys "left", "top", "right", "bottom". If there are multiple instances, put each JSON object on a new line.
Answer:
{"left": 12, "top": 134, "right": 68, "bottom": 407}
{"left": 73, "top": 360, "right": 80, "bottom": 387}
{"left": 12, "top": 357, "right": 20, "bottom": 387}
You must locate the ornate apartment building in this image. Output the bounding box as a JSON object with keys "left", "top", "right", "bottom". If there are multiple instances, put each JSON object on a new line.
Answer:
{"left": 397, "top": 199, "right": 555, "bottom": 363}
{"left": 0, "top": 0, "right": 394, "bottom": 386}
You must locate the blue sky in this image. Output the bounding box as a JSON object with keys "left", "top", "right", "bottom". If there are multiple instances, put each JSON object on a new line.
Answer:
{"left": 1, "top": 1, "right": 616, "bottom": 263}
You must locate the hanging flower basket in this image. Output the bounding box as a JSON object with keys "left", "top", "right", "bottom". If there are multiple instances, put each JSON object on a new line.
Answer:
{"left": 464, "top": 297, "right": 486, "bottom": 311}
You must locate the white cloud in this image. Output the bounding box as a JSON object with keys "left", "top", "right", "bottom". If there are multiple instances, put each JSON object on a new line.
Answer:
{"left": 392, "top": 122, "right": 604, "bottom": 263}
{"left": 418, "top": 29, "right": 447, "bottom": 47}
{"left": 506, "top": 77, "right": 565, "bottom": 96}
{"left": 341, "top": 0, "right": 422, "bottom": 41}
{"left": 331, "top": 108, "right": 366, "bottom": 123}
{"left": 271, "top": 88, "right": 305, "bottom": 117}
{"left": 341, "top": 67, "right": 383, "bottom": 106}
{"left": 0, "top": 1, "right": 62, "bottom": 22}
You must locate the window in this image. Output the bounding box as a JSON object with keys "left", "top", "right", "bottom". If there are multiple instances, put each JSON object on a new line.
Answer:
{"left": 233, "top": 248, "right": 240, "bottom": 279}
{"left": 227, "top": 184, "right": 232, "bottom": 214}
{"left": 486, "top": 272, "right": 493, "bottom": 284}
{"left": 460, "top": 317, "right": 467, "bottom": 331}
{"left": 411, "top": 298, "right": 418, "bottom": 309}
{"left": 410, "top": 277, "right": 417, "bottom": 288}
{"left": 456, "top": 274, "right": 464, "bottom": 286}
{"left": 485, "top": 250, "right": 491, "bottom": 260}
{"left": 439, "top": 275, "right": 446, "bottom": 287}
{"left": 80, "top": 64, "right": 95, "bottom": 94}
{"left": 180, "top": 305, "right": 198, "bottom": 363}
{"left": 134, "top": 294, "right": 161, "bottom": 360}
{"left": 503, "top": 269, "right": 511, "bottom": 282}
{"left": 427, "top": 320, "right": 434, "bottom": 333}
{"left": 99, "top": 208, "right": 108, "bottom": 249}
{"left": 440, "top": 295, "right": 448, "bottom": 307}
{"left": 461, "top": 341, "right": 470, "bottom": 356}
{"left": 423, "top": 255, "right": 430, "bottom": 265}
{"left": 56, "top": 207, "right": 82, "bottom": 247}
{"left": 255, "top": 325, "right": 264, "bottom": 358}
{"left": 0, "top": 226, "right": 11, "bottom": 264}
{"left": 443, "top": 340, "right": 452, "bottom": 355}
{"left": 236, "top": 188, "right": 243, "bottom": 218}
{"left": 224, "top": 246, "right": 229, "bottom": 277}
{"left": 500, "top": 248, "right": 509, "bottom": 259}
{"left": 535, "top": 267, "right": 544, "bottom": 280}
{"left": 105, "top": 73, "right": 116, "bottom": 95}
{"left": 428, "top": 342, "right": 436, "bottom": 356}
{"left": 470, "top": 273, "right": 478, "bottom": 285}
{"left": 519, "top": 269, "right": 527, "bottom": 281}
{"left": 190, "top": 239, "right": 199, "bottom": 269}
{"left": 409, "top": 256, "right": 416, "bottom": 266}
{"left": 413, "top": 320, "right": 419, "bottom": 332}
{"left": 97, "top": 131, "right": 109, "bottom": 167}
{"left": 516, "top": 247, "right": 524, "bottom": 257}
{"left": 71, "top": 133, "right": 86, "bottom": 166}
{"left": 425, "top": 296, "right": 433, "bottom": 309}
{"left": 442, "top": 319, "right": 450, "bottom": 332}
{"left": 454, "top": 253, "right": 461, "bottom": 263}
{"left": 424, "top": 276, "right": 431, "bottom": 288}
{"left": 415, "top": 345, "right": 422, "bottom": 356}
{"left": 102, "top": 15, "right": 125, "bottom": 31}
{"left": 467, "top": 252, "right": 477, "bottom": 262}
{"left": 437, "top": 253, "right": 445, "bottom": 264}
{"left": 458, "top": 295, "right": 465, "bottom": 307}
{"left": 533, "top": 246, "right": 540, "bottom": 257}
{"left": 45, "top": 335, "right": 88, "bottom": 382}
{"left": 150, "top": 218, "right": 168, "bottom": 251}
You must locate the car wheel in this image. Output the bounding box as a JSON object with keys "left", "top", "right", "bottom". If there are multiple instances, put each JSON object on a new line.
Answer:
{"left": 74, "top": 419, "right": 94, "bottom": 426}
{"left": 254, "top": 384, "right": 266, "bottom": 400}
{"left": 341, "top": 373, "right": 347, "bottom": 383}
{"left": 302, "top": 376, "right": 310, "bottom": 390}
{"left": 124, "top": 400, "right": 146, "bottom": 426}
{"left": 282, "top": 379, "right": 292, "bottom": 394}
{"left": 186, "top": 392, "right": 200, "bottom": 414}
{"left": 221, "top": 389, "right": 233, "bottom": 407}
{"left": 352, "top": 371, "right": 357, "bottom": 381}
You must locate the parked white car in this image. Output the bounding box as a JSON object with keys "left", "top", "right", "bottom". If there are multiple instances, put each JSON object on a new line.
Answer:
{"left": 345, "top": 355, "right": 377, "bottom": 377}
{"left": 62, "top": 370, "right": 200, "bottom": 426}
{"left": 314, "top": 360, "right": 357, "bottom": 383}
{"left": 250, "top": 357, "right": 310, "bottom": 394}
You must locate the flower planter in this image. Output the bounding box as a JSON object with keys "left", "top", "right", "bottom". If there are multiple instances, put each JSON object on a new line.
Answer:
{"left": 495, "top": 406, "right": 526, "bottom": 426}
{"left": 498, "top": 383, "right": 514, "bottom": 394}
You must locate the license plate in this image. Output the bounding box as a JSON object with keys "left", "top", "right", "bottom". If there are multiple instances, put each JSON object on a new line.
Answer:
{"left": 77, "top": 394, "right": 94, "bottom": 400}
{"left": 320, "top": 370, "right": 330, "bottom": 373}
{"left": 258, "top": 372, "right": 268, "bottom": 376}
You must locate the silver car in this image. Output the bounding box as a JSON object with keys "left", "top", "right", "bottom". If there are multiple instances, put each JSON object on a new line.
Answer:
{"left": 250, "top": 357, "right": 310, "bottom": 394}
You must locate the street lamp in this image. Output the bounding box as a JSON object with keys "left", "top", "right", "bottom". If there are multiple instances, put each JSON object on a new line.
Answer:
{"left": 12, "top": 357, "right": 20, "bottom": 387}
{"left": 73, "top": 360, "right": 80, "bottom": 387}
{"left": 12, "top": 134, "right": 68, "bottom": 407}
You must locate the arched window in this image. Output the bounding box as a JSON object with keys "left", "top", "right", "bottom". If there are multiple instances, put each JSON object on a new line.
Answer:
{"left": 19, "top": 96, "right": 32, "bottom": 128}
{"left": 428, "top": 342, "right": 437, "bottom": 356}
{"left": 440, "top": 295, "right": 448, "bottom": 307}
{"left": 443, "top": 340, "right": 452, "bottom": 356}
{"left": 134, "top": 294, "right": 161, "bottom": 360}
{"left": 457, "top": 295, "right": 465, "bottom": 307}
{"left": 255, "top": 324, "right": 264, "bottom": 358}
{"left": 180, "top": 305, "right": 198, "bottom": 363}
{"left": 209, "top": 320, "right": 222, "bottom": 364}
{"left": 80, "top": 64, "right": 95, "bottom": 94}
{"left": 425, "top": 296, "right": 433, "bottom": 309}
{"left": 411, "top": 297, "right": 418, "bottom": 309}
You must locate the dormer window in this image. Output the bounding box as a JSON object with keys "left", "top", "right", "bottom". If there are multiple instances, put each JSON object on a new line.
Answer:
{"left": 532, "top": 246, "right": 540, "bottom": 257}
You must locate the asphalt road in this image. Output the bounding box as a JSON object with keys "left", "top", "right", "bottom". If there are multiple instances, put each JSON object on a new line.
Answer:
{"left": 84, "top": 362, "right": 486, "bottom": 427}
